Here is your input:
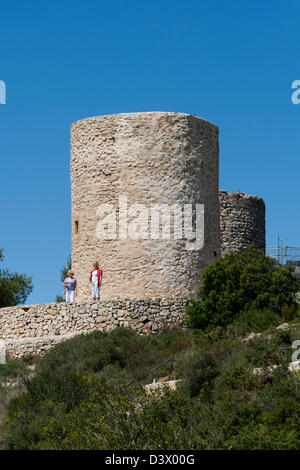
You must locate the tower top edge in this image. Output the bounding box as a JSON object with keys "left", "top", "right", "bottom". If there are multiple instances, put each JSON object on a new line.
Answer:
{"left": 71, "top": 112, "right": 219, "bottom": 130}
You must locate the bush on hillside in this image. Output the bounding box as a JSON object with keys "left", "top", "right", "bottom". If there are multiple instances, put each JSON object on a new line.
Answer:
{"left": 175, "top": 350, "right": 218, "bottom": 397}
{"left": 3, "top": 327, "right": 300, "bottom": 450}
{"left": 186, "top": 246, "right": 300, "bottom": 330}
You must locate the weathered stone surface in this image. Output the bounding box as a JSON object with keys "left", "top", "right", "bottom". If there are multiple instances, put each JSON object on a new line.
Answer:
{"left": 0, "top": 299, "right": 188, "bottom": 360}
{"left": 219, "top": 190, "right": 265, "bottom": 255}
{"left": 71, "top": 112, "right": 220, "bottom": 301}
{"left": 0, "top": 340, "right": 6, "bottom": 364}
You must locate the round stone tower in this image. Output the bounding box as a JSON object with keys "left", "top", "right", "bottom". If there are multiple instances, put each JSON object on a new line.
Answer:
{"left": 71, "top": 112, "right": 220, "bottom": 300}
{"left": 219, "top": 190, "right": 266, "bottom": 255}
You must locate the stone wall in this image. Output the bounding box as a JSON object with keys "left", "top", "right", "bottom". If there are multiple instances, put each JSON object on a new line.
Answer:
{"left": 0, "top": 299, "right": 187, "bottom": 361}
{"left": 71, "top": 112, "right": 220, "bottom": 301}
{"left": 219, "top": 190, "right": 266, "bottom": 255}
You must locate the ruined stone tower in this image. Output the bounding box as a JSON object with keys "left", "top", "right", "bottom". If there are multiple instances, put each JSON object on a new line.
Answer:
{"left": 219, "top": 190, "right": 266, "bottom": 255}
{"left": 71, "top": 112, "right": 220, "bottom": 300}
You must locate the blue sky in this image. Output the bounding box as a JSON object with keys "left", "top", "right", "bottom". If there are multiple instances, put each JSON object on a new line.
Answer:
{"left": 0, "top": 0, "right": 299, "bottom": 304}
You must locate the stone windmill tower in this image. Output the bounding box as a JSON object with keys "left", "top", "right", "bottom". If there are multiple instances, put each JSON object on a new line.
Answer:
{"left": 70, "top": 112, "right": 220, "bottom": 300}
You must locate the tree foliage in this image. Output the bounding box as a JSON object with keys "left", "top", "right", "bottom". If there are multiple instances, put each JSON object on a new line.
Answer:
{"left": 55, "top": 255, "right": 71, "bottom": 302}
{"left": 186, "top": 246, "right": 300, "bottom": 330}
{"left": 0, "top": 248, "right": 33, "bottom": 308}
{"left": 59, "top": 255, "right": 72, "bottom": 283}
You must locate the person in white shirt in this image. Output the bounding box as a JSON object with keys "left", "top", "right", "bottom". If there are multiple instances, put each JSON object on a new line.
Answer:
{"left": 89, "top": 262, "right": 102, "bottom": 300}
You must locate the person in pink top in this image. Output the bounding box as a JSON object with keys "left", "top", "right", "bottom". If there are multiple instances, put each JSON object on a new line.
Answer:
{"left": 90, "top": 261, "right": 102, "bottom": 300}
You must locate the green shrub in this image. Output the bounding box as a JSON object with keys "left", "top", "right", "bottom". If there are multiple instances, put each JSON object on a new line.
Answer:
{"left": 0, "top": 360, "right": 28, "bottom": 380}
{"left": 233, "top": 307, "right": 282, "bottom": 333}
{"left": 4, "top": 370, "right": 103, "bottom": 449}
{"left": 186, "top": 246, "right": 299, "bottom": 330}
{"left": 35, "top": 386, "right": 198, "bottom": 450}
{"left": 176, "top": 350, "right": 218, "bottom": 397}
{"left": 281, "top": 304, "right": 297, "bottom": 322}
{"left": 109, "top": 327, "right": 157, "bottom": 381}
{"left": 35, "top": 330, "right": 119, "bottom": 376}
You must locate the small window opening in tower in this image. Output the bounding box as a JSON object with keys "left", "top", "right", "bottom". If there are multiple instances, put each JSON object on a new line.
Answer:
{"left": 74, "top": 220, "right": 79, "bottom": 234}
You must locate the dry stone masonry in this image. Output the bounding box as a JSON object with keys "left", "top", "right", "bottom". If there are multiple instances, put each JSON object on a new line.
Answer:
{"left": 0, "top": 299, "right": 187, "bottom": 361}
{"left": 219, "top": 190, "right": 265, "bottom": 255}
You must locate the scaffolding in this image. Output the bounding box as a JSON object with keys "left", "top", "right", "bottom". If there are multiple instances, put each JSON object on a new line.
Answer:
{"left": 266, "top": 237, "right": 300, "bottom": 277}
